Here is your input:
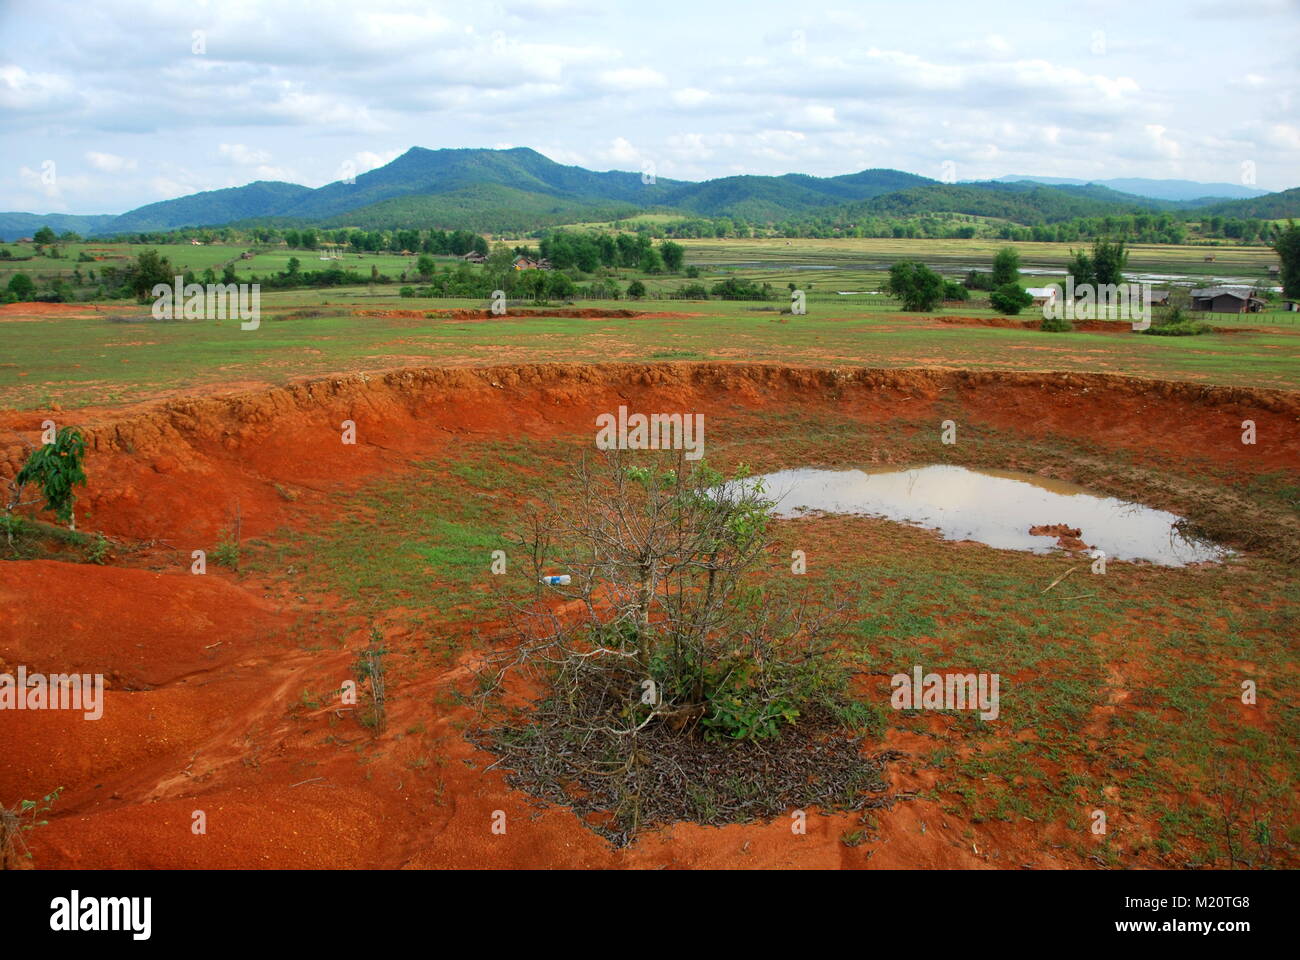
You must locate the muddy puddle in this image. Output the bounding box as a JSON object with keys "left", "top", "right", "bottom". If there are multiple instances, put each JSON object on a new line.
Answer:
{"left": 747, "top": 465, "right": 1228, "bottom": 565}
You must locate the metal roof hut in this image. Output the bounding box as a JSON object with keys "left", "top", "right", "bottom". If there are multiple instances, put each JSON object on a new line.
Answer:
{"left": 1189, "top": 285, "right": 1266, "bottom": 313}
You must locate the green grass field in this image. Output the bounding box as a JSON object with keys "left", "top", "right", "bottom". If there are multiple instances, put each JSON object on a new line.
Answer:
{"left": 1, "top": 236, "right": 1295, "bottom": 411}
{"left": 3, "top": 290, "right": 1298, "bottom": 410}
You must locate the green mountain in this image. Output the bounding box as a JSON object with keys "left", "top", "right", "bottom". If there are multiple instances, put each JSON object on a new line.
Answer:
{"left": 4, "top": 146, "right": 1297, "bottom": 241}
{"left": 994, "top": 175, "right": 1270, "bottom": 202}
{"left": 0, "top": 212, "right": 118, "bottom": 239}
{"left": 108, "top": 181, "right": 313, "bottom": 233}
{"left": 661, "top": 169, "right": 932, "bottom": 220}
{"left": 846, "top": 181, "right": 1176, "bottom": 223}
{"left": 276, "top": 146, "right": 686, "bottom": 221}
{"left": 320, "top": 183, "right": 638, "bottom": 233}
{"left": 1193, "top": 188, "right": 1300, "bottom": 220}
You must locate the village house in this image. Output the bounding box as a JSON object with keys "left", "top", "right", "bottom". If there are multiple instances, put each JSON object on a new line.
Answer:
{"left": 1145, "top": 288, "right": 1171, "bottom": 307}
{"left": 1025, "top": 286, "right": 1058, "bottom": 308}
{"left": 1189, "top": 285, "right": 1266, "bottom": 313}
{"left": 512, "top": 255, "right": 552, "bottom": 271}
{"left": 461, "top": 251, "right": 487, "bottom": 264}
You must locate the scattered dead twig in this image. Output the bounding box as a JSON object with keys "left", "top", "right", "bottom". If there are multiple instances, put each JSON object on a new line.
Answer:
{"left": 289, "top": 777, "right": 325, "bottom": 788}
{"left": 1041, "top": 566, "right": 1079, "bottom": 594}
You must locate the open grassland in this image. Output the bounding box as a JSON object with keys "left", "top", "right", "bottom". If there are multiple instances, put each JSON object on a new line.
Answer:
{"left": 677, "top": 235, "right": 1280, "bottom": 276}
{"left": 2, "top": 286, "right": 1298, "bottom": 411}
{"left": 1, "top": 237, "right": 1280, "bottom": 289}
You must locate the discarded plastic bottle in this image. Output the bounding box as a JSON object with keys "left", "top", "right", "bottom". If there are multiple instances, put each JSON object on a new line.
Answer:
{"left": 540, "top": 575, "right": 571, "bottom": 586}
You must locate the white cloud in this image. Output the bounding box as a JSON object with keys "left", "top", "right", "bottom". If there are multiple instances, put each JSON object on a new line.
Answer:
{"left": 86, "top": 151, "right": 137, "bottom": 173}
{"left": 354, "top": 149, "right": 403, "bottom": 174}
{"left": 1145, "top": 124, "right": 1183, "bottom": 160}
{"left": 218, "top": 143, "right": 272, "bottom": 165}
{"left": 598, "top": 67, "right": 668, "bottom": 91}
{"left": 601, "top": 136, "right": 642, "bottom": 164}
{"left": 0, "top": 64, "right": 77, "bottom": 112}
{"left": 672, "top": 87, "right": 713, "bottom": 108}
{"left": 1, "top": 0, "right": 1296, "bottom": 211}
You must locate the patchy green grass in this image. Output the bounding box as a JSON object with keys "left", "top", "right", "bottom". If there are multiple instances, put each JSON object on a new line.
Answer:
{"left": 235, "top": 412, "right": 1296, "bottom": 867}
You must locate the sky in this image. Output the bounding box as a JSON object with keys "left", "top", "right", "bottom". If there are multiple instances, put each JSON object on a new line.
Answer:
{"left": 1, "top": 0, "right": 1297, "bottom": 215}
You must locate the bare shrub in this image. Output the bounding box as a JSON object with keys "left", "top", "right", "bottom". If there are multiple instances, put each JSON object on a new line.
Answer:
{"left": 472, "top": 450, "right": 896, "bottom": 844}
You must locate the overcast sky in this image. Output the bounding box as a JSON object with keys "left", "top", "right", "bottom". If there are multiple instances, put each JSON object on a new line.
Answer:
{"left": 2, "top": 0, "right": 1297, "bottom": 214}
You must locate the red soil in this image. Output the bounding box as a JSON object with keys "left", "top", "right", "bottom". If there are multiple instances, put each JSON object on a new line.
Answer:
{"left": 1028, "top": 523, "right": 1090, "bottom": 552}
{"left": 3, "top": 364, "right": 1294, "bottom": 544}
{"left": 0, "top": 302, "right": 115, "bottom": 321}
{"left": 2, "top": 362, "right": 1296, "bottom": 869}
{"left": 354, "top": 307, "right": 700, "bottom": 321}
{"left": 937, "top": 315, "right": 1137, "bottom": 333}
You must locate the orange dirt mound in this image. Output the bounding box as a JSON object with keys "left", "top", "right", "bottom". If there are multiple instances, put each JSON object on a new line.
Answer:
{"left": 2, "top": 363, "right": 1297, "bottom": 543}
{"left": 1028, "top": 523, "right": 1090, "bottom": 552}
{"left": 937, "top": 315, "right": 1135, "bottom": 333}
{"left": 0, "top": 302, "right": 111, "bottom": 320}
{"left": 0, "top": 560, "right": 289, "bottom": 687}
{"left": 2, "top": 362, "right": 1296, "bottom": 870}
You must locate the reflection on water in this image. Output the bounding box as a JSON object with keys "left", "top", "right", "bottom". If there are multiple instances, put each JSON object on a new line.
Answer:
{"left": 746, "top": 465, "right": 1228, "bottom": 566}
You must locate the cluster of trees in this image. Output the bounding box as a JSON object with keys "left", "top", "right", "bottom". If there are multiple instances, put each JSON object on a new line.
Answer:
{"left": 281, "top": 227, "right": 488, "bottom": 256}
{"left": 400, "top": 262, "right": 574, "bottom": 301}
{"left": 707, "top": 277, "right": 777, "bottom": 301}
{"left": 535, "top": 231, "right": 685, "bottom": 273}
{"left": 1065, "top": 237, "right": 1129, "bottom": 288}
{"left": 30, "top": 226, "right": 83, "bottom": 245}
{"left": 86, "top": 224, "right": 491, "bottom": 257}
{"left": 1196, "top": 215, "right": 1276, "bottom": 243}
{"left": 885, "top": 246, "right": 1027, "bottom": 313}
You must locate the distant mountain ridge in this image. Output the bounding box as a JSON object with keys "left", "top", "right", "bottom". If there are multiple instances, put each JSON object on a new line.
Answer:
{"left": 2, "top": 147, "right": 1296, "bottom": 240}
{"left": 992, "top": 175, "right": 1270, "bottom": 202}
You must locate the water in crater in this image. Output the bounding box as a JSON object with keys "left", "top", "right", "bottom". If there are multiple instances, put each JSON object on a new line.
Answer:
{"left": 745, "top": 465, "right": 1228, "bottom": 566}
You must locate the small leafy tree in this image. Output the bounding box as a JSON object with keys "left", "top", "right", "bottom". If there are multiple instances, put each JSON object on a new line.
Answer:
{"left": 991, "top": 282, "right": 1033, "bottom": 315}
{"left": 659, "top": 240, "right": 685, "bottom": 273}
{"left": 1092, "top": 237, "right": 1129, "bottom": 287}
{"left": 1065, "top": 247, "right": 1095, "bottom": 289}
{"left": 6, "top": 273, "right": 35, "bottom": 302}
{"left": 1271, "top": 220, "right": 1300, "bottom": 298}
{"left": 128, "top": 249, "right": 174, "bottom": 300}
{"left": 476, "top": 451, "right": 892, "bottom": 842}
{"left": 992, "top": 246, "right": 1020, "bottom": 287}
{"left": 942, "top": 280, "right": 969, "bottom": 301}
{"left": 626, "top": 279, "right": 647, "bottom": 299}
{"left": 12, "top": 427, "right": 87, "bottom": 530}
{"left": 886, "top": 260, "right": 944, "bottom": 311}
